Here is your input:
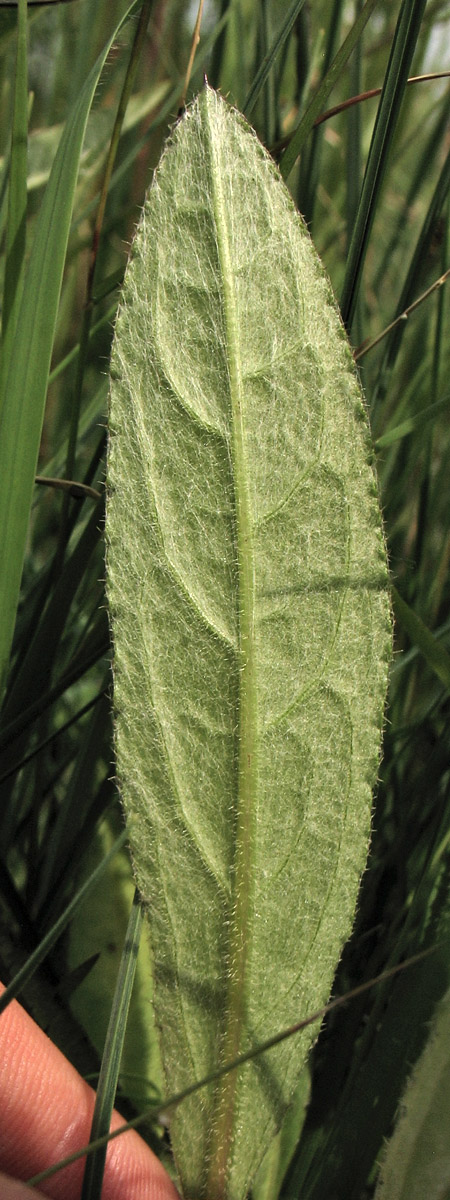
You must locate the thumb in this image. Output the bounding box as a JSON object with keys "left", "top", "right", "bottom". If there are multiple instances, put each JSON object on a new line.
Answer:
{"left": 0, "top": 1175, "right": 47, "bottom": 1199}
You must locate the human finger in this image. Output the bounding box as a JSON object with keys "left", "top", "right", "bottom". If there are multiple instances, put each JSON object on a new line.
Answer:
{"left": 0, "top": 1170, "right": 47, "bottom": 1198}
{"left": 0, "top": 984, "right": 180, "bottom": 1200}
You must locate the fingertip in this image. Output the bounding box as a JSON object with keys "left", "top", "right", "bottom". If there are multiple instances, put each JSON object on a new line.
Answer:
{"left": 0, "top": 984, "right": 180, "bottom": 1199}
{"left": 0, "top": 1172, "right": 47, "bottom": 1199}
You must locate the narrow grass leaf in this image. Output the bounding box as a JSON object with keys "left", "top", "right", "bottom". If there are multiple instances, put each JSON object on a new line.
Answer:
{"left": 34, "top": 683, "right": 111, "bottom": 914}
{"left": 375, "top": 985, "right": 450, "bottom": 1200}
{"left": 0, "top": 611, "right": 110, "bottom": 759}
{"left": 81, "top": 889, "right": 143, "bottom": 1200}
{"left": 279, "top": 0, "right": 378, "bottom": 182}
{"left": 340, "top": 0, "right": 428, "bottom": 329}
{"left": 392, "top": 586, "right": 450, "bottom": 692}
{"left": 67, "top": 820, "right": 163, "bottom": 1115}
{"left": 243, "top": 0, "right": 307, "bottom": 118}
{"left": 372, "top": 97, "right": 450, "bottom": 299}
{"left": 0, "top": 0, "right": 139, "bottom": 703}
{"left": 0, "top": 689, "right": 104, "bottom": 788}
{"left": 375, "top": 394, "right": 449, "bottom": 448}
{"left": 106, "top": 86, "right": 391, "bottom": 1200}
{"left": 2, "top": 499, "right": 104, "bottom": 726}
{"left": 296, "top": 0, "right": 343, "bottom": 228}
{"left": 0, "top": 0, "right": 28, "bottom": 403}
{"left": 0, "top": 830, "right": 128, "bottom": 1017}
{"left": 252, "top": 1069, "right": 310, "bottom": 1200}
{"left": 63, "top": 0, "right": 155, "bottom": 509}
{"left": 372, "top": 144, "right": 450, "bottom": 410}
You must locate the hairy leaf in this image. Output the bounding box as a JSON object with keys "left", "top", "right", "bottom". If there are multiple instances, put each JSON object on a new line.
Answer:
{"left": 106, "top": 85, "right": 391, "bottom": 1200}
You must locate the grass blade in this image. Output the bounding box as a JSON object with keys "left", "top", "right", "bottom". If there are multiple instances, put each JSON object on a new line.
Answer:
{"left": 375, "top": 393, "right": 449, "bottom": 448}
{"left": 81, "top": 889, "right": 143, "bottom": 1200}
{"left": 0, "top": 830, "right": 128, "bottom": 1017}
{"left": 0, "top": 0, "right": 139, "bottom": 703}
{"left": 340, "top": 0, "right": 428, "bottom": 329}
{"left": 243, "top": 0, "right": 307, "bottom": 118}
{"left": 296, "top": 0, "right": 343, "bottom": 227}
{"left": 375, "top": 982, "right": 450, "bottom": 1200}
{"left": 371, "top": 144, "right": 450, "bottom": 411}
{"left": 279, "top": 0, "right": 379, "bottom": 182}
{"left": 392, "top": 585, "right": 450, "bottom": 692}
{"left": 0, "top": 0, "right": 28, "bottom": 402}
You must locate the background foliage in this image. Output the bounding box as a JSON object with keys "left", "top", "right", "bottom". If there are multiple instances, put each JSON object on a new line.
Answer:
{"left": 0, "top": 1, "right": 449, "bottom": 1197}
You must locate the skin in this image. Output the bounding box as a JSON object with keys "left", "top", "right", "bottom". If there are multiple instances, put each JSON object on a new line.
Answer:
{"left": 0, "top": 984, "right": 181, "bottom": 1200}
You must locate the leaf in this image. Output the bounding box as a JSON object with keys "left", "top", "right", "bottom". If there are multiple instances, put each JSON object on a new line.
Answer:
{"left": 339, "top": 0, "right": 428, "bottom": 329}
{"left": 252, "top": 1067, "right": 310, "bottom": 1200}
{"left": 106, "top": 85, "right": 392, "bottom": 1200}
{"left": 0, "top": 0, "right": 28, "bottom": 388}
{"left": 392, "top": 586, "right": 450, "bottom": 693}
{"left": 81, "top": 888, "right": 143, "bottom": 1200}
{"left": 375, "top": 985, "right": 450, "bottom": 1200}
{"left": 0, "top": 0, "right": 139, "bottom": 703}
{"left": 278, "top": 0, "right": 379, "bottom": 182}
{"left": 67, "top": 818, "right": 163, "bottom": 1112}
{"left": 243, "top": 0, "right": 308, "bottom": 118}
{"left": 0, "top": 830, "right": 128, "bottom": 1017}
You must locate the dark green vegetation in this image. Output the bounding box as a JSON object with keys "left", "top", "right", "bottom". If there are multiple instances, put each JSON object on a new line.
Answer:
{"left": 0, "top": 2, "right": 449, "bottom": 1198}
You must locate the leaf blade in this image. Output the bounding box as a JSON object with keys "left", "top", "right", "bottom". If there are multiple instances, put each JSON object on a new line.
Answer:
{"left": 375, "top": 985, "right": 450, "bottom": 1200}
{"left": 279, "top": 0, "right": 379, "bottom": 183}
{"left": 0, "top": 0, "right": 28, "bottom": 394}
{"left": 107, "top": 86, "right": 391, "bottom": 1200}
{"left": 0, "top": 0, "right": 139, "bottom": 703}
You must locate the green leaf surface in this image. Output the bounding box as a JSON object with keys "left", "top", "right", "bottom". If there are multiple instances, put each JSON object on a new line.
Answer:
{"left": 392, "top": 586, "right": 450, "bottom": 693}
{"left": 106, "top": 86, "right": 391, "bottom": 1200}
{"left": 340, "top": 0, "right": 428, "bottom": 329}
{"left": 0, "top": 0, "right": 139, "bottom": 703}
{"left": 0, "top": 829, "right": 128, "bottom": 1017}
{"left": 375, "top": 986, "right": 450, "bottom": 1200}
{"left": 252, "top": 1067, "right": 310, "bottom": 1200}
{"left": 243, "top": 0, "right": 307, "bottom": 118}
{"left": 375, "top": 394, "right": 450, "bottom": 448}
{"left": 81, "top": 888, "right": 143, "bottom": 1200}
{"left": 278, "top": 0, "right": 379, "bottom": 183}
{"left": 0, "top": 0, "right": 28, "bottom": 396}
{"left": 68, "top": 817, "right": 163, "bottom": 1112}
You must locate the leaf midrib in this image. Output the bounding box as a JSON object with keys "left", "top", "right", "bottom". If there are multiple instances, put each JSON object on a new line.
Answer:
{"left": 203, "top": 93, "right": 258, "bottom": 1198}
